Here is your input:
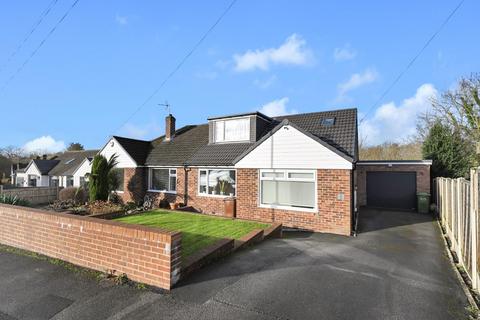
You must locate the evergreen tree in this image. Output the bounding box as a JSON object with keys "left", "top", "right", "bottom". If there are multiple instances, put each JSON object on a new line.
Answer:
{"left": 422, "top": 121, "right": 474, "bottom": 178}
{"left": 67, "top": 142, "right": 85, "bottom": 151}
{"left": 89, "top": 155, "right": 109, "bottom": 201}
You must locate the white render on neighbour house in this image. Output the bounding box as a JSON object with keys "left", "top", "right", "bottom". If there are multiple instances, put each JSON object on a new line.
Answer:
{"left": 24, "top": 162, "right": 49, "bottom": 187}
{"left": 72, "top": 157, "right": 93, "bottom": 187}
{"left": 100, "top": 138, "right": 137, "bottom": 168}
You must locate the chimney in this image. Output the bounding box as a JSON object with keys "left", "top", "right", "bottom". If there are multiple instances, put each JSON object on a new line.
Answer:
{"left": 42, "top": 154, "right": 47, "bottom": 160}
{"left": 165, "top": 114, "right": 176, "bottom": 141}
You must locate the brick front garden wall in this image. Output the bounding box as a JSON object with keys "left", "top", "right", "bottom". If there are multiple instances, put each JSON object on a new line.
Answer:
{"left": 0, "top": 204, "right": 182, "bottom": 290}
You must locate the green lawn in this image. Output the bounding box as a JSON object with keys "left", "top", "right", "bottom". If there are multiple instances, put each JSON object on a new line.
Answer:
{"left": 115, "top": 211, "right": 269, "bottom": 259}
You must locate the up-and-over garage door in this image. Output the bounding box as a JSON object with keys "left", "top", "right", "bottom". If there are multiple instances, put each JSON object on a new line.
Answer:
{"left": 366, "top": 171, "right": 416, "bottom": 210}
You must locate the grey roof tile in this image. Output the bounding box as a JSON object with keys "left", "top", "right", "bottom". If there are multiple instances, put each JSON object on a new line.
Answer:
{"left": 186, "top": 143, "right": 253, "bottom": 166}
{"left": 274, "top": 108, "right": 358, "bottom": 159}
{"left": 120, "top": 108, "right": 357, "bottom": 167}
{"left": 32, "top": 159, "right": 60, "bottom": 175}
{"left": 145, "top": 125, "right": 209, "bottom": 166}
{"left": 112, "top": 136, "right": 151, "bottom": 165}
{"left": 48, "top": 150, "right": 99, "bottom": 176}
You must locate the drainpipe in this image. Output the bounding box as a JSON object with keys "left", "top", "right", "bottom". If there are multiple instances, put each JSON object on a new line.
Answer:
{"left": 183, "top": 165, "right": 190, "bottom": 206}
{"left": 352, "top": 161, "right": 359, "bottom": 237}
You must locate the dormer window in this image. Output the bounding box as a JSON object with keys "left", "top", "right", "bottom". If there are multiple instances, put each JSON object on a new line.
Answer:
{"left": 213, "top": 117, "right": 250, "bottom": 143}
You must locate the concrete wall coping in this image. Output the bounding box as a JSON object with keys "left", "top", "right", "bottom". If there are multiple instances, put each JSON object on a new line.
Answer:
{"left": 0, "top": 203, "right": 181, "bottom": 238}
{"left": 357, "top": 160, "right": 432, "bottom": 166}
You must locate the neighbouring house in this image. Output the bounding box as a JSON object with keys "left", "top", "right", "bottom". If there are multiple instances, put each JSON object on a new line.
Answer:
{"left": 97, "top": 108, "right": 432, "bottom": 236}
{"left": 10, "top": 162, "right": 29, "bottom": 186}
{"left": 12, "top": 150, "right": 98, "bottom": 188}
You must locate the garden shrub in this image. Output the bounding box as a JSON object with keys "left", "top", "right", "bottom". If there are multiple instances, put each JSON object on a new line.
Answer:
{"left": 59, "top": 187, "right": 87, "bottom": 204}
{"left": 86, "top": 200, "right": 122, "bottom": 214}
{"left": 0, "top": 194, "right": 29, "bottom": 207}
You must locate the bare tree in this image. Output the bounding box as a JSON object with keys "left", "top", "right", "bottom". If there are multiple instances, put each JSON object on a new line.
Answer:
{"left": 0, "top": 145, "right": 25, "bottom": 161}
{"left": 418, "top": 74, "right": 480, "bottom": 143}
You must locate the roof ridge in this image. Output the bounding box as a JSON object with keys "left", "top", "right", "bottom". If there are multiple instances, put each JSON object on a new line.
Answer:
{"left": 113, "top": 135, "right": 150, "bottom": 143}
{"left": 273, "top": 107, "right": 357, "bottom": 119}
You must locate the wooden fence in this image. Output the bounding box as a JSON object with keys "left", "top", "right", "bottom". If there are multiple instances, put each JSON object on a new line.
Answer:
{"left": 435, "top": 167, "right": 480, "bottom": 290}
{"left": 0, "top": 186, "right": 59, "bottom": 205}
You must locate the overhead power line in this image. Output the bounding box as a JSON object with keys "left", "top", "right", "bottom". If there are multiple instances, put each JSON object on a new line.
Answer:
{"left": 0, "top": 0, "right": 81, "bottom": 94}
{"left": 0, "top": 0, "right": 60, "bottom": 74}
{"left": 359, "top": 0, "right": 465, "bottom": 124}
{"left": 112, "top": 0, "right": 238, "bottom": 135}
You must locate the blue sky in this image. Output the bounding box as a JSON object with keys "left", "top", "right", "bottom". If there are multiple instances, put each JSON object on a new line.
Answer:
{"left": 0, "top": 0, "right": 478, "bottom": 152}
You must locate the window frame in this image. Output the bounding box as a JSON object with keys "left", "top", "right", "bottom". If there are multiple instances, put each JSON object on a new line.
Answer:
{"left": 148, "top": 167, "right": 177, "bottom": 194}
{"left": 213, "top": 117, "right": 251, "bottom": 143}
{"left": 111, "top": 168, "right": 125, "bottom": 193}
{"left": 66, "top": 175, "right": 74, "bottom": 188}
{"left": 258, "top": 169, "right": 318, "bottom": 212}
{"left": 198, "top": 168, "right": 237, "bottom": 198}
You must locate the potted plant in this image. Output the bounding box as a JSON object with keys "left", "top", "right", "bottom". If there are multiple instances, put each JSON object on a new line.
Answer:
{"left": 218, "top": 175, "right": 235, "bottom": 196}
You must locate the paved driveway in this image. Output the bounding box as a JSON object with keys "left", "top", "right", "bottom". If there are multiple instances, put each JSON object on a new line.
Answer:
{"left": 0, "top": 209, "right": 469, "bottom": 319}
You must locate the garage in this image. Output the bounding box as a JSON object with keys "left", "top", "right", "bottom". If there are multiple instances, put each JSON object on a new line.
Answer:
{"left": 366, "top": 171, "right": 416, "bottom": 210}
{"left": 356, "top": 160, "right": 432, "bottom": 211}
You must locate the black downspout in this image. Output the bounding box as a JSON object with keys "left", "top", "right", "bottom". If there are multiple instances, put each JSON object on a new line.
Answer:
{"left": 352, "top": 162, "right": 359, "bottom": 237}
{"left": 183, "top": 165, "right": 189, "bottom": 206}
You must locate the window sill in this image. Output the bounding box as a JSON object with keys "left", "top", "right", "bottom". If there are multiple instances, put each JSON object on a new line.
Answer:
{"left": 259, "top": 204, "right": 318, "bottom": 213}
{"left": 198, "top": 193, "right": 236, "bottom": 199}
{"left": 147, "top": 190, "right": 177, "bottom": 194}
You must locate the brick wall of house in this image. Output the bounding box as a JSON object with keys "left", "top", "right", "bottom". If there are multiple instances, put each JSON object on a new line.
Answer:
{"left": 0, "top": 203, "right": 182, "bottom": 290}
{"left": 146, "top": 167, "right": 185, "bottom": 207}
{"left": 121, "top": 167, "right": 146, "bottom": 204}
{"left": 356, "top": 164, "right": 431, "bottom": 206}
{"left": 236, "top": 169, "right": 352, "bottom": 236}
{"left": 184, "top": 168, "right": 227, "bottom": 216}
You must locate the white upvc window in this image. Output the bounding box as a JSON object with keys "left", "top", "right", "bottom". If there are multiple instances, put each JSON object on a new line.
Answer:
{"left": 198, "top": 169, "right": 236, "bottom": 197}
{"left": 149, "top": 168, "right": 177, "bottom": 193}
{"left": 259, "top": 169, "right": 317, "bottom": 211}
{"left": 213, "top": 117, "right": 250, "bottom": 143}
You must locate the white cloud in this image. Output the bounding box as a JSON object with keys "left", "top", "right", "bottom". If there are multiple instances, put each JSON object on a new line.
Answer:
{"left": 336, "top": 68, "right": 378, "bottom": 102}
{"left": 23, "top": 136, "right": 66, "bottom": 154}
{"left": 233, "top": 34, "right": 313, "bottom": 72}
{"left": 115, "top": 14, "right": 128, "bottom": 25}
{"left": 253, "top": 75, "right": 277, "bottom": 89}
{"left": 359, "top": 83, "right": 438, "bottom": 145}
{"left": 259, "top": 97, "right": 298, "bottom": 117}
{"left": 333, "top": 44, "right": 357, "bottom": 61}
{"left": 338, "top": 68, "right": 378, "bottom": 95}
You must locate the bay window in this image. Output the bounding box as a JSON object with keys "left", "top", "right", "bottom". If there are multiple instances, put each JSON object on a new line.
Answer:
{"left": 260, "top": 170, "right": 316, "bottom": 210}
{"left": 149, "top": 168, "right": 176, "bottom": 192}
{"left": 213, "top": 117, "right": 250, "bottom": 143}
{"left": 199, "top": 169, "right": 236, "bottom": 196}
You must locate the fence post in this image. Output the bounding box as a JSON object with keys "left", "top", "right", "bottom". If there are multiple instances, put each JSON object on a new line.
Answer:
{"left": 471, "top": 168, "right": 479, "bottom": 290}
{"left": 458, "top": 179, "right": 464, "bottom": 263}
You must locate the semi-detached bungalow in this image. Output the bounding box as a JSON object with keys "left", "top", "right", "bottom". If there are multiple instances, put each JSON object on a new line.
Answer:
{"left": 98, "top": 108, "right": 431, "bottom": 236}
{"left": 12, "top": 150, "right": 98, "bottom": 188}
